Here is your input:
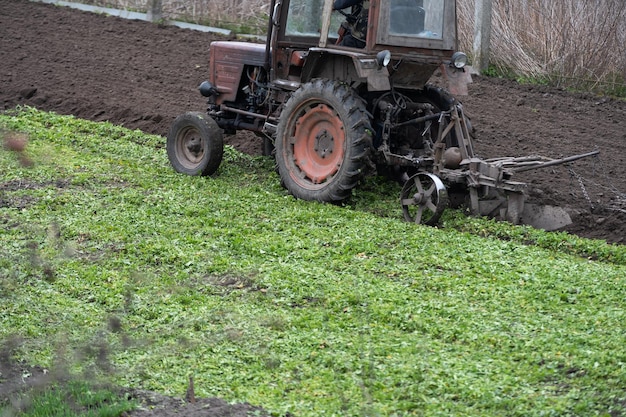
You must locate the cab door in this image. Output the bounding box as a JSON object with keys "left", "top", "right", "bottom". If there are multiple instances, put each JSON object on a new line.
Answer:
{"left": 271, "top": 0, "right": 344, "bottom": 81}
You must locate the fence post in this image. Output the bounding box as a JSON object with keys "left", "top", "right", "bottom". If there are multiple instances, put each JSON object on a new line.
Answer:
{"left": 147, "top": 0, "right": 163, "bottom": 22}
{"left": 473, "top": 0, "right": 492, "bottom": 73}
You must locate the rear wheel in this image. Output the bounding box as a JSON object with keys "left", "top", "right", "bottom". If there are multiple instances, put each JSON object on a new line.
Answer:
{"left": 167, "top": 112, "right": 223, "bottom": 176}
{"left": 424, "top": 84, "right": 474, "bottom": 146}
{"left": 275, "top": 79, "right": 372, "bottom": 202}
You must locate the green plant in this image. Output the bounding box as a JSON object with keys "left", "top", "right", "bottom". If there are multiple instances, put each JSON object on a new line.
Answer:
{"left": 1, "top": 107, "right": 625, "bottom": 417}
{"left": 1, "top": 380, "right": 135, "bottom": 417}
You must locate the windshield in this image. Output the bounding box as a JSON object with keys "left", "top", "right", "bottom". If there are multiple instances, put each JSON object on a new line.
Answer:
{"left": 283, "top": 0, "right": 453, "bottom": 50}
{"left": 389, "top": 0, "right": 444, "bottom": 40}
{"left": 286, "top": 0, "right": 342, "bottom": 37}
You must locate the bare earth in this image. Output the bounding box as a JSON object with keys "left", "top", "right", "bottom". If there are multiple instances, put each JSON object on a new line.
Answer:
{"left": 0, "top": 0, "right": 625, "bottom": 413}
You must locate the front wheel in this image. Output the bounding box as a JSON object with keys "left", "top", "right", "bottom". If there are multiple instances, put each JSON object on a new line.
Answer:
{"left": 167, "top": 112, "right": 224, "bottom": 176}
{"left": 275, "top": 79, "right": 372, "bottom": 202}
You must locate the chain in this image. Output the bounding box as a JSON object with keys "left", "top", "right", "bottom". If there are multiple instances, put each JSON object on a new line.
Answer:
{"left": 565, "top": 153, "right": 626, "bottom": 214}
{"left": 568, "top": 166, "right": 594, "bottom": 210}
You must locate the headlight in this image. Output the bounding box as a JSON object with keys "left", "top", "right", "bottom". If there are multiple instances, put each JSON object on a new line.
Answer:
{"left": 199, "top": 81, "right": 218, "bottom": 97}
{"left": 450, "top": 52, "right": 468, "bottom": 69}
{"left": 376, "top": 50, "right": 391, "bottom": 68}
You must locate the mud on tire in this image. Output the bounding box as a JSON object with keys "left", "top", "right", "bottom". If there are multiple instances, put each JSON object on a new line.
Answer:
{"left": 275, "top": 79, "right": 373, "bottom": 202}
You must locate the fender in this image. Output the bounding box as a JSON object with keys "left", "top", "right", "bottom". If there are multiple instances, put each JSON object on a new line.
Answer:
{"left": 303, "top": 48, "right": 390, "bottom": 91}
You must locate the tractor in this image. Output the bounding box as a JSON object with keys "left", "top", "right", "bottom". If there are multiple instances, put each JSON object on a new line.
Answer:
{"left": 167, "top": 0, "right": 597, "bottom": 228}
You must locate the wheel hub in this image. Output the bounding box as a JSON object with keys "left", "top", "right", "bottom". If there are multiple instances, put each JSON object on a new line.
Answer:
{"left": 292, "top": 103, "right": 345, "bottom": 185}
{"left": 178, "top": 128, "right": 205, "bottom": 166}
{"left": 314, "top": 129, "right": 334, "bottom": 159}
{"left": 186, "top": 137, "right": 202, "bottom": 156}
{"left": 412, "top": 191, "right": 428, "bottom": 205}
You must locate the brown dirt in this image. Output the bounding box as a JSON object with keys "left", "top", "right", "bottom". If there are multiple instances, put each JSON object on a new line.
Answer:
{"left": 2, "top": 0, "right": 625, "bottom": 245}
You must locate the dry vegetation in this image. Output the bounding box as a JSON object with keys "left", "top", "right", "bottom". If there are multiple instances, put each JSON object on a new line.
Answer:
{"left": 82, "top": 0, "right": 271, "bottom": 33}
{"left": 457, "top": 0, "right": 626, "bottom": 93}
{"left": 75, "top": 0, "right": 626, "bottom": 93}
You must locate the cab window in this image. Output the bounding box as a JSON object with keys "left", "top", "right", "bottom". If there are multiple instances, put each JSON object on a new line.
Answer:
{"left": 390, "top": 0, "right": 444, "bottom": 39}
{"left": 377, "top": 0, "right": 454, "bottom": 49}
{"left": 285, "top": 0, "right": 343, "bottom": 39}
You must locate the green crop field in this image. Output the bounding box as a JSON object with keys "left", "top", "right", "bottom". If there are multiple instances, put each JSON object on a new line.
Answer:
{"left": 1, "top": 107, "right": 625, "bottom": 416}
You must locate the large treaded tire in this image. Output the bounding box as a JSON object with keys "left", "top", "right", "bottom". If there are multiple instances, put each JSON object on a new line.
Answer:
{"left": 423, "top": 84, "right": 474, "bottom": 146}
{"left": 423, "top": 84, "right": 456, "bottom": 111}
{"left": 275, "top": 79, "right": 373, "bottom": 202}
{"left": 167, "top": 112, "right": 223, "bottom": 176}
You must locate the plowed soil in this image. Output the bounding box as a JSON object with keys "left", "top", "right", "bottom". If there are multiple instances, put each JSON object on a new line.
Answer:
{"left": 2, "top": 0, "right": 625, "bottom": 245}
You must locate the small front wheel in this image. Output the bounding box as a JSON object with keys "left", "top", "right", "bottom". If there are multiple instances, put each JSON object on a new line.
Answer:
{"left": 167, "top": 112, "right": 224, "bottom": 176}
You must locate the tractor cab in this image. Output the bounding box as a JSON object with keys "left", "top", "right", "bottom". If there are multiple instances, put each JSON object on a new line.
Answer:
{"left": 270, "top": 0, "right": 466, "bottom": 91}
{"left": 275, "top": 0, "right": 458, "bottom": 51}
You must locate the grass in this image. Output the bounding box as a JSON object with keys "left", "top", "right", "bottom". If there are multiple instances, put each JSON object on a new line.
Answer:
{"left": 1, "top": 107, "right": 625, "bottom": 416}
{"left": 6, "top": 380, "right": 136, "bottom": 417}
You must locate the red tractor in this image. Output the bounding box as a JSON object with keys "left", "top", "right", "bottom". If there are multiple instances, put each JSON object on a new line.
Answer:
{"left": 167, "top": 0, "right": 596, "bottom": 227}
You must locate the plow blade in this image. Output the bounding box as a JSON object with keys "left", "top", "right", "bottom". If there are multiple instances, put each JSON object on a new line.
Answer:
{"left": 520, "top": 203, "right": 572, "bottom": 231}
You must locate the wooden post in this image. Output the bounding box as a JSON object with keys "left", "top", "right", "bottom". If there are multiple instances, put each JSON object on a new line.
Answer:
{"left": 147, "top": 0, "right": 162, "bottom": 22}
{"left": 473, "top": 0, "right": 492, "bottom": 73}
